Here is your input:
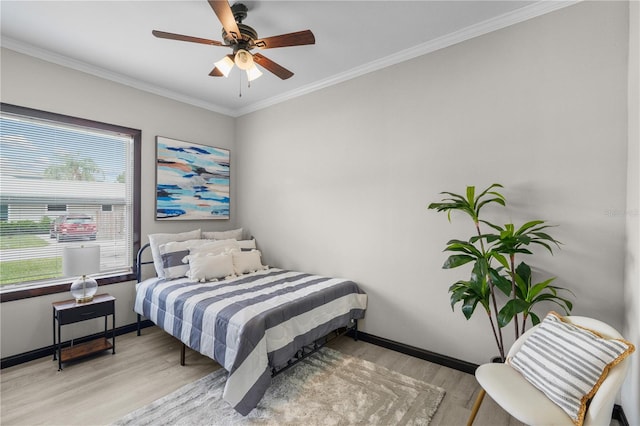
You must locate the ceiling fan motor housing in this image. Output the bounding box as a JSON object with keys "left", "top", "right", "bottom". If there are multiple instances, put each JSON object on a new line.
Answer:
{"left": 223, "top": 23, "right": 258, "bottom": 47}
{"left": 222, "top": 3, "right": 258, "bottom": 47}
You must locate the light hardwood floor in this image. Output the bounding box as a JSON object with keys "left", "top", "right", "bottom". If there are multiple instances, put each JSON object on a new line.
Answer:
{"left": 0, "top": 326, "right": 538, "bottom": 425}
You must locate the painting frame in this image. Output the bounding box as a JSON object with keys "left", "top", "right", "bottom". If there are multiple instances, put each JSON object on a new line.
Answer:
{"left": 155, "top": 136, "right": 230, "bottom": 220}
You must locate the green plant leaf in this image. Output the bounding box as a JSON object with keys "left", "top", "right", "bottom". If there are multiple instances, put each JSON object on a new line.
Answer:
{"left": 527, "top": 277, "right": 556, "bottom": 301}
{"left": 526, "top": 312, "right": 540, "bottom": 326}
{"left": 444, "top": 240, "right": 483, "bottom": 257}
{"left": 428, "top": 184, "right": 506, "bottom": 224}
{"left": 487, "top": 268, "right": 510, "bottom": 295}
{"left": 443, "top": 255, "right": 476, "bottom": 269}
{"left": 515, "top": 220, "right": 545, "bottom": 235}
{"left": 479, "top": 220, "right": 503, "bottom": 232}
{"left": 514, "top": 261, "right": 531, "bottom": 280}
{"left": 449, "top": 283, "right": 469, "bottom": 309}
{"left": 466, "top": 186, "right": 476, "bottom": 210}
{"left": 491, "top": 252, "right": 509, "bottom": 270}
{"left": 461, "top": 297, "right": 480, "bottom": 319}
{"left": 476, "top": 197, "right": 506, "bottom": 211}
{"left": 498, "top": 299, "right": 529, "bottom": 328}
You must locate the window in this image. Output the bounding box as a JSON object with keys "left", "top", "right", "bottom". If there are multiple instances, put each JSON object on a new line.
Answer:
{"left": 0, "top": 104, "right": 141, "bottom": 300}
{"left": 47, "top": 204, "right": 67, "bottom": 212}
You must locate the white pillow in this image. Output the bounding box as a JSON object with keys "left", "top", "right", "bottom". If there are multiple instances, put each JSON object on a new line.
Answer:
{"left": 238, "top": 238, "right": 257, "bottom": 251}
{"left": 202, "top": 228, "right": 243, "bottom": 240}
{"left": 186, "top": 252, "right": 235, "bottom": 282}
{"left": 232, "top": 250, "right": 266, "bottom": 275}
{"left": 158, "top": 239, "right": 223, "bottom": 279}
{"left": 148, "top": 229, "right": 201, "bottom": 278}
{"left": 508, "top": 312, "right": 635, "bottom": 426}
{"left": 188, "top": 239, "right": 240, "bottom": 256}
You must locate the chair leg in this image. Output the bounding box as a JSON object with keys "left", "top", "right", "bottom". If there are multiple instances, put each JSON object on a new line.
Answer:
{"left": 467, "top": 388, "right": 486, "bottom": 426}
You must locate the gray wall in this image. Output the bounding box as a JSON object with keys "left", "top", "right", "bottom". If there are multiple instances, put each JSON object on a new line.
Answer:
{"left": 235, "top": 0, "right": 635, "bottom": 404}
{"left": 623, "top": 0, "right": 639, "bottom": 422}
{"left": 0, "top": 48, "right": 236, "bottom": 357}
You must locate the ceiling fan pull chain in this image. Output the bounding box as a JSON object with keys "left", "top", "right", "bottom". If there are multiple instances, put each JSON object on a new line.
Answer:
{"left": 239, "top": 71, "right": 242, "bottom": 98}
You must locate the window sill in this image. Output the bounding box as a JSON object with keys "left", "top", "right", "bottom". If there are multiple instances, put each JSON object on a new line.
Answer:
{"left": 0, "top": 273, "right": 135, "bottom": 303}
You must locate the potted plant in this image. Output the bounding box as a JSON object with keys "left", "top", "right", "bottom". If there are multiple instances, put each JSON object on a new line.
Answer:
{"left": 428, "top": 183, "right": 573, "bottom": 361}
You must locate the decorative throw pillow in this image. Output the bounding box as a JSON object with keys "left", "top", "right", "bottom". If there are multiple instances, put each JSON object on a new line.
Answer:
{"left": 186, "top": 252, "right": 235, "bottom": 282}
{"left": 202, "top": 228, "right": 243, "bottom": 241}
{"left": 508, "top": 311, "right": 635, "bottom": 426}
{"left": 148, "top": 229, "right": 201, "bottom": 278}
{"left": 232, "top": 250, "right": 266, "bottom": 275}
{"left": 158, "top": 239, "right": 223, "bottom": 279}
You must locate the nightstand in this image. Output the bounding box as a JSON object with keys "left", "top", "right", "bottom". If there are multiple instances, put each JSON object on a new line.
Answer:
{"left": 52, "top": 293, "right": 115, "bottom": 370}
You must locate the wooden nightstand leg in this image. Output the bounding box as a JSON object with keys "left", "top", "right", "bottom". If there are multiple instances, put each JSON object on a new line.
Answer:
{"left": 52, "top": 307, "right": 57, "bottom": 361}
{"left": 112, "top": 311, "right": 116, "bottom": 354}
{"left": 57, "top": 321, "right": 63, "bottom": 371}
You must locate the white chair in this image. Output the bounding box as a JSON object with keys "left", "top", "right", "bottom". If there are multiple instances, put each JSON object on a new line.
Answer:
{"left": 467, "top": 316, "right": 632, "bottom": 426}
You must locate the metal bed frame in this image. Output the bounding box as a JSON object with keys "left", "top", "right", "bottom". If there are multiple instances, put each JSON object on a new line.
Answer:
{"left": 135, "top": 242, "right": 358, "bottom": 374}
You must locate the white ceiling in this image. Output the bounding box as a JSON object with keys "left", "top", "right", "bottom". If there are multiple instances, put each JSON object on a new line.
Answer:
{"left": 1, "top": 1, "right": 576, "bottom": 117}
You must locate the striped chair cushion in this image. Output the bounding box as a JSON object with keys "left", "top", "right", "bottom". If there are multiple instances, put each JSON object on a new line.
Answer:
{"left": 508, "top": 312, "right": 634, "bottom": 426}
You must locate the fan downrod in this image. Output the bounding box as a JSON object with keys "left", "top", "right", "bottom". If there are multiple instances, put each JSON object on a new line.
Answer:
{"left": 230, "top": 3, "right": 248, "bottom": 23}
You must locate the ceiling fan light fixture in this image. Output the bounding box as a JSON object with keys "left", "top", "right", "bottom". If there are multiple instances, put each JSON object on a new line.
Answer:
{"left": 246, "top": 65, "right": 262, "bottom": 82}
{"left": 234, "top": 49, "right": 253, "bottom": 70}
{"left": 215, "top": 55, "right": 234, "bottom": 77}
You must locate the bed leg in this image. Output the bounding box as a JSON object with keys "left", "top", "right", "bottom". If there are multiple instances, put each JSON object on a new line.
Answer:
{"left": 137, "top": 314, "right": 141, "bottom": 336}
{"left": 353, "top": 319, "right": 359, "bottom": 341}
{"left": 181, "top": 343, "right": 186, "bottom": 366}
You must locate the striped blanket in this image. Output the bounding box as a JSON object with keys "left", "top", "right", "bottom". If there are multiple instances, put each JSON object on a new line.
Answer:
{"left": 134, "top": 268, "right": 367, "bottom": 415}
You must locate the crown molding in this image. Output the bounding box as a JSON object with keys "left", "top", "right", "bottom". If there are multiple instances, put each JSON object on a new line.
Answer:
{"left": 1, "top": 1, "right": 579, "bottom": 118}
{"left": 235, "top": 0, "right": 580, "bottom": 117}
{"left": 0, "top": 37, "right": 236, "bottom": 117}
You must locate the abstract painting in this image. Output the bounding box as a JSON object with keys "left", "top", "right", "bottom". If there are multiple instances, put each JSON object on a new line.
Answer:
{"left": 156, "top": 136, "right": 230, "bottom": 220}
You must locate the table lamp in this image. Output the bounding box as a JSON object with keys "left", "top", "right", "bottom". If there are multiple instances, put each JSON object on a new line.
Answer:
{"left": 63, "top": 245, "right": 100, "bottom": 303}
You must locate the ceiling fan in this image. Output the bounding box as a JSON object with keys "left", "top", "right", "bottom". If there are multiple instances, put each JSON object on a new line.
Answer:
{"left": 152, "top": 0, "right": 315, "bottom": 82}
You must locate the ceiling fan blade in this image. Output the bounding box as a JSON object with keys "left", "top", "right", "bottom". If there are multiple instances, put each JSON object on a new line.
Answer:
{"left": 253, "top": 30, "right": 315, "bottom": 49}
{"left": 253, "top": 53, "right": 294, "bottom": 80}
{"left": 152, "top": 30, "right": 223, "bottom": 46}
{"left": 208, "top": 0, "right": 241, "bottom": 41}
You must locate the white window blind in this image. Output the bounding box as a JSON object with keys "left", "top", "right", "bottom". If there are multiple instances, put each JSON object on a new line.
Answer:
{"left": 0, "top": 108, "right": 135, "bottom": 289}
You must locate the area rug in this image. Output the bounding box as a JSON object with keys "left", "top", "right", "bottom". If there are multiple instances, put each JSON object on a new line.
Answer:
{"left": 113, "top": 347, "right": 446, "bottom": 426}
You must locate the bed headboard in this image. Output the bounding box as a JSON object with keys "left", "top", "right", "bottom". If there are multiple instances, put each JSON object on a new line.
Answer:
{"left": 136, "top": 242, "right": 154, "bottom": 282}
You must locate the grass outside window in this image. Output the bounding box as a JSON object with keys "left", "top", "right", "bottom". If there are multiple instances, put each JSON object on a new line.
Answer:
{"left": 1, "top": 257, "right": 62, "bottom": 285}
{"left": 1, "top": 234, "right": 49, "bottom": 250}
{"left": 0, "top": 234, "right": 62, "bottom": 285}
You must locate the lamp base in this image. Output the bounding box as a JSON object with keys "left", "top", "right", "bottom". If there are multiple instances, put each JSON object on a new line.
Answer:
{"left": 70, "top": 276, "right": 98, "bottom": 304}
{"left": 74, "top": 295, "right": 95, "bottom": 304}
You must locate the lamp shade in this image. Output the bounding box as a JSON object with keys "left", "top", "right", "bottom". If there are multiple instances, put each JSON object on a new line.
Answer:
{"left": 63, "top": 245, "right": 100, "bottom": 303}
{"left": 63, "top": 245, "right": 100, "bottom": 277}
